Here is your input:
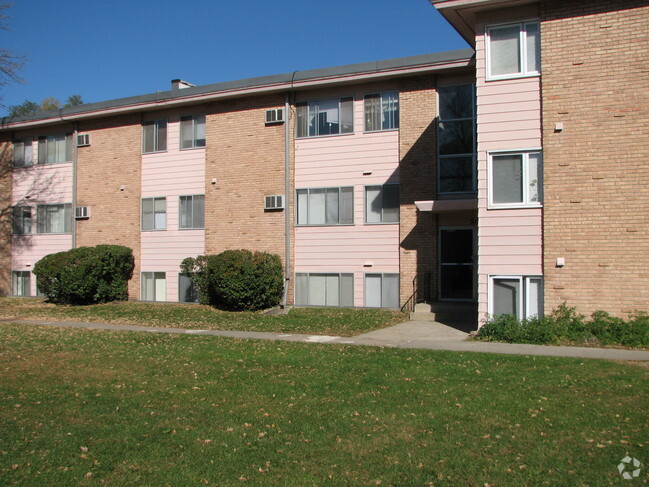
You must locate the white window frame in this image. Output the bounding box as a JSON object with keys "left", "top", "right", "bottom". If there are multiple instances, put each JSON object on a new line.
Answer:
{"left": 36, "top": 203, "right": 72, "bottom": 234}
{"left": 12, "top": 206, "right": 32, "bottom": 235}
{"left": 12, "top": 271, "right": 31, "bottom": 297}
{"left": 141, "top": 197, "right": 167, "bottom": 231}
{"left": 295, "top": 97, "right": 354, "bottom": 138}
{"left": 488, "top": 150, "right": 543, "bottom": 208}
{"left": 364, "top": 91, "right": 399, "bottom": 132}
{"left": 294, "top": 273, "right": 354, "bottom": 308}
{"left": 365, "top": 184, "right": 399, "bottom": 224}
{"left": 180, "top": 114, "right": 206, "bottom": 149}
{"left": 486, "top": 21, "right": 540, "bottom": 81}
{"left": 364, "top": 273, "right": 400, "bottom": 309}
{"left": 141, "top": 272, "right": 166, "bottom": 302}
{"left": 37, "top": 134, "right": 73, "bottom": 165}
{"left": 13, "top": 139, "right": 33, "bottom": 167}
{"left": 295, "top": 187, "right": 354, "bottom": 226}
{"left": 142, "top": 119, "right": 167, "bottom": 153}
{"left": 437, "top": 84, "right": 476, "bottom": 194}
{"left": 489, "top": 275, "right": 543, "bottom": 320}
{"left": 179, "top": 195, "right": 205, "bottom": 229}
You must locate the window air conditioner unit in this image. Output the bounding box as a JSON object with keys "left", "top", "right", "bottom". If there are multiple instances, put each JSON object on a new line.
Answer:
{"left": 265, "top": 108, "right": 284, "bottom": 124}
{"left": 264, "top": 195, "right": 284, "bottom": 210}
{"left": 77, "top": 133, "right": 90, "bottom": 147}
{"left": 75, "top": 206, "right": 90, "bottom": 219}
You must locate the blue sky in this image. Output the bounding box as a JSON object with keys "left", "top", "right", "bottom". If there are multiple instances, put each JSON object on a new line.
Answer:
{"left": 0, "top": 0, "right": 467, "bottom": 113}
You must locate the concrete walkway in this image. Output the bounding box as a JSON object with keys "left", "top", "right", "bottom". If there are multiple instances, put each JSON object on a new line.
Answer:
{"left": 2, "top": 318, "right": 649, "bottom": 362}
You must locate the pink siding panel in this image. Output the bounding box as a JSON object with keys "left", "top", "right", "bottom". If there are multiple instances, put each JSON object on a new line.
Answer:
{"left": 12, "top": 235, "right": 74, "bottom": 295}
{"left": 12, "top": 163, "right": 73, "bottom": 204}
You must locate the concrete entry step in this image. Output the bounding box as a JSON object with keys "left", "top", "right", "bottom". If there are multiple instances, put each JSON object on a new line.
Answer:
{"left": 409, "top": 301, "right": 478, "bottom": 332}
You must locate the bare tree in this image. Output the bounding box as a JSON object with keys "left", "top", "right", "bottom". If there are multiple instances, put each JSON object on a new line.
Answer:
{"left": 0, "top": 4, "right": 25, "bottom": 101}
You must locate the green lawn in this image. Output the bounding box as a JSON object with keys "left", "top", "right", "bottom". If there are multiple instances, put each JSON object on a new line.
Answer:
{"left": 0, "top": 298, "right": 404, "bottom": 336}
{"left": 1, "top": 323, "right": 647, "bottom": 486}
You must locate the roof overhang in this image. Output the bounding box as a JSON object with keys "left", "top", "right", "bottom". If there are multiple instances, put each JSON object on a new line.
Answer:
{"left": 415, "top": 199, "right": 478, "bottom": 212}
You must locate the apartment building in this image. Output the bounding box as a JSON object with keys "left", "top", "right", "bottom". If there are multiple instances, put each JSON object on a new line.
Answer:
{"left": 1, "top": 0, "right": 646, "bottom": 328}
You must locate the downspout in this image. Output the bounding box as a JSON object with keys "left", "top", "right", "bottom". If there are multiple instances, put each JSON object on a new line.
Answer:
{"left": 282, "top": 92, "right": 291, "bottom": 308}
{"left": 71, "top": 120, "right": 78, "bottom": 249}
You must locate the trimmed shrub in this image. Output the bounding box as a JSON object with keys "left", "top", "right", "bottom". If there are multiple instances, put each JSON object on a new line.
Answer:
{"left": 181, "top": 249, "right": 284, "bottom": 311}
{"left": 33, "top": 245, "right": 134, "bottom": 305}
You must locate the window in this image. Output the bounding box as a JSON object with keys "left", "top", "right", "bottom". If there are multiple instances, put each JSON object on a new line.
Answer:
{"left": 37, "top": 134, "right": 73, "bottom": 164}
{"left": 13, "top": 139, "right": 33, "bottom": 167}
{"left": 36, "top": 204, "right": 72, "bottom": 234}
{"left": 12, "top": 206, "right": 32, "bottom": 235}
{"left": 179, "top": 273, "right": 200, "bottom": 303}
{"left": 365, "top": 274, "right": 400, "bottom": 309}
{"left": 179, "top": 195, "right": 205, "bottom": 229}
{"left": 296, "top": 97, "right": 353, "bottom": 138}
{"left": 490, "top": 276, "right": 543, "bottom": 320}
{"left": 490, "top": 152, "right": 542, "bottom": 207}
{"left": 295, "top": 273, "right": 354, "bottom": 307}
{"left": 180, "top": 115, "right": 206, "bottom": 149}
{"left": 142, "top": 120, "right": 167, "bottom": 153}
{"left": 141, "top": 272, "right": 166, "bottom": 302}
{"left": 487, "top": 22, "right": 540, "bottom": 79}
{"left": 296, "top": 187, "right": 353, "bottom": 226}
{"left": 141, "top": 197, "right": 166, "bottom": 231}
{"left": 437, "top": 84, "right": 475, "bottom": 193}
{"left": 365, "top": 184, "right": 399, "bottom": 223}
{"left": 364, "top": 92, "right": 399, "bottom": 131}
{"left": 12, "top": 271, "right": 31, "bottom": 297}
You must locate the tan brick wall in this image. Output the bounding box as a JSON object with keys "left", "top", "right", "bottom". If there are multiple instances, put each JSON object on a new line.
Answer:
{"left": 0, "top": 137, "right": 12, "bottom": 296}
{"left": 541, "top": 0, "right": 649, "bottom": 316}
{"left": 399, "top": 75, "right": 438, "bottom": 306}
{"left": 76, "top": 115, "right": 142, "bottom": 299}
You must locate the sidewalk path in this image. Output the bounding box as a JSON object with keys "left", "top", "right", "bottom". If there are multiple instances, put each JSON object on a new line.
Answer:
{"left": 2, "top": 318, "right": 649, "bottom": 362}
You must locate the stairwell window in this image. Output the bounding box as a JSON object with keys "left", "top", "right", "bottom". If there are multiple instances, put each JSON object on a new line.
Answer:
{"left": 296, "top": 97, "right": 353, "bottom": 138}
{"left": 180, "top": 115, "right": 206, "bottom": 149}
{"left": 12, "top": 206, "right": 32, "bottom": 235}
{"left": 37, "top": 134, "right": 73, "bottom": 164}
{"left": 141, "top": 197, "right": 166, "bottom": 230}
{"left": 295, "top": 273, "right": 354, "bottom": 307}
{"left": 365, "top": 184, "right": 399, "bottom": 224}
{"left": 364, "top": 91, "right": 399, "bottom": 131}
{"left": 490, "top": 151, "right": 542, "bottom": 207}
{"left": 13, "top": 139, "right": 33, "bottom": 167}
{"left": 487, "top": 22, "right": 540, "bottom": 80}
{"left": 296, "top": 187, "right": 353, "bottom": 226}
{"left": 179, "top": 195, "right": 205, "bottom": 229}
{"left": 141, "top": 272, "right": 166, "bottom": 302}
{"left": 36, "top": 204, "right": 72, "bottom": 234}
{"left": 490, "top": 276, "right": 543, "bottom": 319}
{"left": 142, "top": 120, "right": 167, "bottom": 153}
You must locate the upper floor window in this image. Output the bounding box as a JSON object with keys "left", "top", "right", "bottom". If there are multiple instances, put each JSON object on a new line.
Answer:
{"left": 180, "top": 115, "right": 206, "bottom": 149}
{"left": 37, "top": 203, "right": 72, "bottom": 234}
{"left": 364, "top": 92, "right": 399, "bottom": 132}
{"left": 296, "top": 187, "right": 353, "bottom": 226}
{"left": 12, "top": 206, "right": 32, "bottom": 235}
{"left": 38, "top": 134, "right": 72, "bottom": 164}
{"left": 141, "top": 197, "right": 166, "bottom": 230}
{"left": 487, "top": 22, "right": 540, "bottom": 79}
{"left": 365, "top": 184, "right": 399, "bottom": 224}
{"left": 179, "top": 194, "right": 205, "bottom": 229}
{"left": 490, "top": 151, "right": 542, "bottom": 207}
{"left": 142, "top": 120, "right": 167, "bottom": 153}
{"left": 437, "top": 84, "right": 476, "bottom": 193}
{"left": 13, "top": 139, "right": 33, "bottom": 167}
{"left": 296, "top": 97, "right": 353, "bottom": 138}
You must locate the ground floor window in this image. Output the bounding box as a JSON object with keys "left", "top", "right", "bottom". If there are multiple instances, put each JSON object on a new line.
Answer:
{"left": 295, "top": 273, "right": 354, "bottom": 307}
{"left": 178, "top": 273, "right": 199, "bottom": 303}
{"left": 141, "top": 272, "right": 166, "bottom": 302}
{"left": 12, "top": 271, "right": 31, "bottom": 296}
{"left": 365, "top": 273, "right": 400, "bottom": 309}
{"left": 490, "top": 276, "right": 543, "bottom": 319}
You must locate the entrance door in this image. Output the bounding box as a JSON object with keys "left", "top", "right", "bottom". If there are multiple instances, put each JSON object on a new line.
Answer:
{"left": 439, "top": 228, "right": 475, "bottom": 301}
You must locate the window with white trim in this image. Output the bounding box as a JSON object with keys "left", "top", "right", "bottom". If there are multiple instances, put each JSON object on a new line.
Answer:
{"left": 365, "top": 273, "right": 400, "bottom": 309}
{"left": 141, "top": 197, "right": 166, "bottom": 231}
{"left": 295, "top": 273, "right": 354, "bottom": 307}
{"left": 141, "top": 272, "right": 166, "bottom": 301}
{"left": 437, "top": 84, "right": 476, "bottom": 193}
{"left": 365, "top": 184, "right": 399, "bottom": 224}
{"left": 37, "top": 134, "right": 73, "bottom": 164}
{"left": 142, "top": 120, "right": 167, "bottom": 153}
{"left": 179, "top": 195, "right": 205, "bottom": 229}
{"left": 364, "top": 91, "right": 399, "bottom": 131}
{"left": 490, "top": 276, "right": 543, "bottom": 320}
{"left": 36, "top": 204, "right": 72, "bottom": 234}
{"left": 490, "top": 151, "right": 542, "bottom": 207}
{"left": 296, "top": 97, "right": 353, "bottom": 138}
{"left": 179, "top": 273, "right": 200, "bottom": 303}
{"left": 12, "top": 271, "right": 31, "bottom": 296}
{"left": 487, "top": 22, "right": 540, "bottom": 79}
{"left": 180, "top": 115, "right": 206, "bottom": 149}
{"left": 296, "top": 187, "right": 353, "bottom": 226}
{"left": 12, "top": 206, "right": 32, "bottom": 235}
{"left": 13, "top": 139, "right": 33, "bottom": 167}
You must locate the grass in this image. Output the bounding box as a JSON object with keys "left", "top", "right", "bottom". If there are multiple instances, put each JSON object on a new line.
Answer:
{"left": 0, "top": 298, "right": 404, "bottom": 337}
{"left": 1, "top": 323, "right": 647, "bottom": 486}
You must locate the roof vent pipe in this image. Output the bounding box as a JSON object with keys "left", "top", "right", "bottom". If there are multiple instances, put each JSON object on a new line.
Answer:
{"left": 171, "top": 79, "right": 195, "bottom": 90}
